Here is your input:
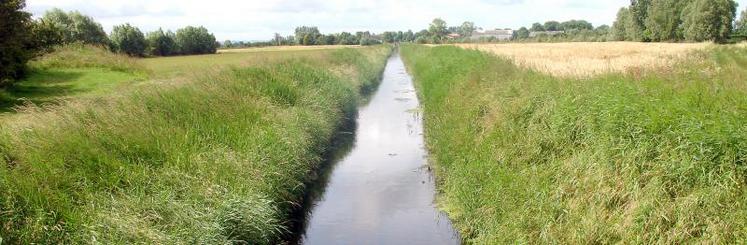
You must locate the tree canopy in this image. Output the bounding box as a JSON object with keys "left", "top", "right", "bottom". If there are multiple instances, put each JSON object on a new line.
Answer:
{"left": 682, "top": 0, "right": 737, "bottom": 43}
{"left": 612, "top": 0, "right": 737, "bottom": 43}
{"left": 428, "top": 18, "right": 448, "bottom": 43}
{"left": 146, "top": 28, "right": 177, "bottom": 56}
{"left": 0, "top": 0, "right": 34, "bottom": 87}
{"left": 175, "top": 26, "right": 217, "bottom": 55}
{"left": 41, "top": 8, "right": 109, "bottom": 45}
{"left": 736, "top": 8, "right": 747, "bottom": 36}
{"left": 110, "top": 23, "right": 146, "bottom": 56}
{"left": 459, "top": 21, "right": 476, "bottom": 37}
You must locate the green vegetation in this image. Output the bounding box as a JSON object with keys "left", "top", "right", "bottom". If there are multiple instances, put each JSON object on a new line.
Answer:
{"left": 613, "top": 0, "right": 738, "bottom": 42}
{"left": 1, "top": 44, "right": 146, "bottom": 112}
{"left": 174, "top": 26, "right": 218, "bottom": 55}
{"left": 0, "top": 44, "right": 390, "bottom": 243}
{"left": 0, "top": 0, "right": 36, "bottom": 87}
{"left": 401, "top": 45, "right": 747, "bottom": 243}
{"left": 146, "top": 28, "right": 178, "bottom": 57}
{"left": 40, "top": 8, "right": 110, "bottom": 46}
{"left": 110, "top": 23, "right": 147, "bottom": 57}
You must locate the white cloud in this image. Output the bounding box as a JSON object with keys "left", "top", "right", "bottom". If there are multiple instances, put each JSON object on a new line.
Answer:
{"left": 25, "top": 0, "right": 747, "bottom": 41}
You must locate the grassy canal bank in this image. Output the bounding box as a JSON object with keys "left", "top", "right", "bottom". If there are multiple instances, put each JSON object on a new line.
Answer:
{"left": 401, "top": 44, "right": 747, "bottom": 243}
{"left": 0, "top": 45, "right": 390, "bottom": 243}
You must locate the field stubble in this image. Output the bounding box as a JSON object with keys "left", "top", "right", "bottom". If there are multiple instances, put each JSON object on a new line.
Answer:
{"left": 456, "top": 42, "right": 712, "bottom": 77}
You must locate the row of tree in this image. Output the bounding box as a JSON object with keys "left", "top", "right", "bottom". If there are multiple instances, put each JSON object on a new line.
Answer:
{"left": 40, "top": 8, "right": 218, "bottom": 57}
{"left": 293, "top": 26, "right": 382, "bottom": 46}
{"left": 611, "top": 0, "right": 739, "bottom": 43}
{"left": 1, "top": 1, "right": 220, "bottom": 87}
{"left": 510, "top": 20, "right": 611, "bottom": 42}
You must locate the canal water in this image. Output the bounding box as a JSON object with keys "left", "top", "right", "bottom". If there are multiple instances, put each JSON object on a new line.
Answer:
{"left": 297, "top": 52, "right": 460, "bottom": 244}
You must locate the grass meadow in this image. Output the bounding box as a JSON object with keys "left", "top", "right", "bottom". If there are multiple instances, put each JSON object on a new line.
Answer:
{"left": 401, "top": 44, "right": 747, "bottom": 243}
{"left": 0, "top": 44, "right": 390, "bottom": 243}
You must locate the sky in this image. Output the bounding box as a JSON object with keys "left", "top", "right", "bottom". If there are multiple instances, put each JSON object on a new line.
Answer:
{"left": 25, "top": 0, "right": 747, "bottom": 42}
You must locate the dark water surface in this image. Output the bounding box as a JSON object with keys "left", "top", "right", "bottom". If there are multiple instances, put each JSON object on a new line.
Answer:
{"left": 297, "top": 52, "right": 460, "bottom": 244}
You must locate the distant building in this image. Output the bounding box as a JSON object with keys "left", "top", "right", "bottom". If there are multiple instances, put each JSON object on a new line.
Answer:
{"left": 447, "top": 33, "right": 462, "bottom": 39}
{"left": 470, "top": 29, "right": 514, "bottom": 41}
{"left": 529, "top": 31, "right": 565, "bottom": 38}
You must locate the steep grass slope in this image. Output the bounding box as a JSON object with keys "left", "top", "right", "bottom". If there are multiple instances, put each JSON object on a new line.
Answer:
{"left": 0, "top": 46, "right": 390, "bottom": 243}
{"left": 401, "top": 45, "right": 746, "bottom": 243}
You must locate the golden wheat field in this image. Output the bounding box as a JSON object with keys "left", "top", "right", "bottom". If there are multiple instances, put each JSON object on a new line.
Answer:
{"left": 456, "top": 42, "right": 713, "bottom": 77}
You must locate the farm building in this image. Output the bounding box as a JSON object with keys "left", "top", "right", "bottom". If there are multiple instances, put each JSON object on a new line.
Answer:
{"left": 447, "top": 33, "right": 462, "bottom": 39}
{"left": 470, "top": 29, "right": 514, "bottom": 41}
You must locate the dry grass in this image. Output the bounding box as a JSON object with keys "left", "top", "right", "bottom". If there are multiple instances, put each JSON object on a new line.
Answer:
{"left": 456, "top": 42, "right": 712, "bottom": 77}
{"left": 218, "top": 45, "right": 360, "bottom": 54}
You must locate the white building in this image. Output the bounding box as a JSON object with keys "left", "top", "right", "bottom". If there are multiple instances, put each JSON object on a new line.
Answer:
{"left": 470, "top": 29, "right": 514, "bottom": 41}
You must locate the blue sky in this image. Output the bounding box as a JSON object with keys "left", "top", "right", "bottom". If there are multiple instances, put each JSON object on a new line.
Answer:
{"left": 26, "top": 0, "right": 747, "bottom": 41}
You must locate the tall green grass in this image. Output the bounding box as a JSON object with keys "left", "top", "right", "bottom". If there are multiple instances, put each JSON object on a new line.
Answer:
{"left": 0, "top": 46, "right": 390, "bottom": 243}
{"left": 401, "top": 45, "right": 747, "bottom": 243}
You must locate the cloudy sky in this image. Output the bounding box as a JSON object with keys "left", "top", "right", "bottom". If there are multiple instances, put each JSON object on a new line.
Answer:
{"left": 26, "top": 0, "right": 747, "bottom": 41}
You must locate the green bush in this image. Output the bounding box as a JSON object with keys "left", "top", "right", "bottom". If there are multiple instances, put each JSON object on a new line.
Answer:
{"left": 110, "top": 23, "right": 147, "bottom": 57}
{"left": 0, "top": 0, "right": 35, "bottom": 87}
{"left": 175, "top": 26, "right": 217, "bottom": 55}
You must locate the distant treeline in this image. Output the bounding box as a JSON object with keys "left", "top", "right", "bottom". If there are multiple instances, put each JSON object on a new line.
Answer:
{"left": 1, "top": 0, "right": 219, "bottom": 87}
{"left": 221, "top": 27, "right": 391, "bottom": 48}
{"left": 512, "top": 21, "right": 611, "bottom": 42}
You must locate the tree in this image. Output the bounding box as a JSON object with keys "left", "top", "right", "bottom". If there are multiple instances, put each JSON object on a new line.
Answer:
{"left": 0, "top": 0, "right": 34, "bottom": 87}
{"left": 629, "top": 0, "right": 652, "bottom": 41}
{"left": 41, "top": 8, "right": 109, "bottom": 45}
{"left": 382, "top": 32, "right": 396, "bottom": 43}
{"left": 682, "top": 0, "right": 737, "bottom": 43}
{"left": 612, "top": 7, "right": 630, "bottom": 40}
{"left": 337, "top": 32, "right": 358, "bottom": 45}
{"left": 175, "top": 26, "right": 217, "bottom": 55}
{"left": 110, "top": 23, "right": 146, "bottom": 56}
{"left": 428, "top": 18, "right": 448, "bottom": 42}
{"left": 146, "top": 28, "right": 177, "bottom": 56}
{"left": 561, "top": 20, "right": 594, "bottom": 31}
{"left": 644, "top": 0, "right": 690, "bottom": 41}
{"left": 223, "top": 40, "right": 234, "bottom": 48}
{"left": 295, "top": 26, "right": 321, "bottom": 45}
{"left": 515, "top": 27, "right": 530, "bottom": 39}
{"left": 530, "top": 22, "right": 546, "bottom": 32}
{"left": 544, "top": 21, "right": 562, "bottom": 31}
{"left": 396, "top": 31, "right": 404, "bottom": 42}
{"left": 403, "top": 30, "right": 415, "bottom": 42}
{"left": 735, "top": 7, "right": 747, "bottom": 36}
{"left": 459, "top": 21, "right": 476, "bottom": 37}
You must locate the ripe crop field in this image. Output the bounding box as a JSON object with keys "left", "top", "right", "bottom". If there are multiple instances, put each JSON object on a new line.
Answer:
{"left": 0, "top": 44, "right": 391, "bottom": 243}
{"left": 402, "top": 44, "right": 747, "bottom": 243}
{"left": 456, "top": 42, "right": 712, "bottom": 77}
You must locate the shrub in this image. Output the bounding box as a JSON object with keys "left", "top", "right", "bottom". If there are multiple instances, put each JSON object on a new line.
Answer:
{"left": 0, "top": 0, "right": 35, "bottom": 87}
{"left": 110, "top": 23, "right": 147, "bottom": 57}
{"left": 175, "top": 26, "right": 217, "bottom": 55}
{"left": 40, "top": 8, "right": 109, "bottom": 46}
{"left": 146, "top": 28, "right": 177, "bottom": 56}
